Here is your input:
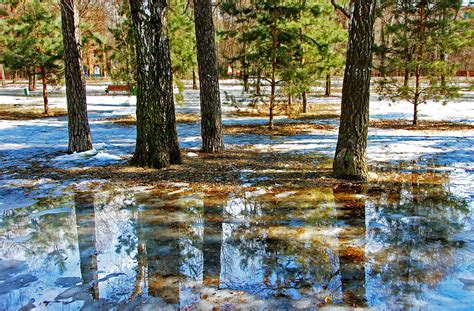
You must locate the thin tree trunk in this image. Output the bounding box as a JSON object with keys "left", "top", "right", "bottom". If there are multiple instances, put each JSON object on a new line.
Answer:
{"left": 333, "top": 0, "right": 377, "bottom": 181}
{"left": 269, "top": 7, "right": 277, "bottom": 129}
{"left": 287, "top": 93, "right": 292, "bottom": 115}
{"left": 413, "top": 0, "right": 427, "bottom": 126}
{"left": 129, "top": 0, "right": 181, "bottom": 168}
{"left": 256, "top": 68, "right": 262, "bottom": 96}
{"left": 302, "top": 91, "right": 307, "bottom": 113}
{"left": 42, "top": 67, "right": 48, "bottom": 114}
{"left": 192, "top": 67, "right": 198, "bottom": 90}
{"left": 193, "top": 0, "right": 224, "bottom": 153}
{"left": 325, "top": 73, "right": 331, "bottom": 96}
{"left": 31, "top": 71, "right": 37, "bottom": 91}
{"left": 101, "top": 47, "right": 107, "bottom": 78}
{"left": 243, "top": 42, "right": 249, "bottom": 92}
{"left": 0, "top": 64, "right": 5, "bottom": 86}
{"left": 28, "top": 72, "right": 34, "bottom": 91}
{"left": 60, "top": 0, "right": 93, "bottom": 154}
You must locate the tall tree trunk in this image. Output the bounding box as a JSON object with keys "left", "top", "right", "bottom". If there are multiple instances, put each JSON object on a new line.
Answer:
{"left": 101, "top": 47, "right": 107, "bottom": 78}
{"left": 192, "top": 67, "right": 198, "bottom": 90}
{"left": 269, "top": 8, "right": 277, "bottom": 129}
{"left": 60, "top": 0, "right": 93, "bottom": 154}
{"left": 41, "top": 67, "right": 48, "bottom": 114}
{"left": 30, "top": 71, "right": 37, "bottom": 91}
{"left": 243, "top": 42, "right": 249, "bottom": 92}
{"left": 28, "top": 72, "right": 35, "bottom": 91}
{"left": 287, "top": 93, "right": 292, "bottom": 115}
{"left": 129, "top": 0, "right": 181, "bottom": 168}
{"left": 413, "top": 0, "right": 427, "bottom": 126}
{"left": 333, "top": 0, "right": 377, "bottom": 181}
{"left": 193, "top": 0, "right": 224, "bottom": 153}
{"left": 0, "top": 64, "right": 5, "bottom": 86}
{"left": 325, "top": 73, "right": 331, "bottom": 96}
{"left": 256, "top": 68, "right": 262, "bottom": 96}
{"left": 299, "top": 2, "right": 307, "bottom": 113}
{"left": 302, "top": 91, "right": 308, "bottom": 113}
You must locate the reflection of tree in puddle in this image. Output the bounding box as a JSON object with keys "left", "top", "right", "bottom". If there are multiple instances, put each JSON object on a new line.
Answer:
{"left": 364, "top": 169, "right": 469, "bottom": 307}
{"left": 0, "top": 195, "right": 77, "bottom": 273}
{"left": 1, "top": 169, "right": 470, "bottom": 309}
{"left": 74, "top": 191, "right": 99, "bottom": 300}
{"left": 219, "top": 189, "right": 343, "bottom": 304}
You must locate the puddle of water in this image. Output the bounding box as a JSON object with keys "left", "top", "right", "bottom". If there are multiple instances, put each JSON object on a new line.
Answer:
{"left": 0, "top": 169, "right": 473, "bottom": 310}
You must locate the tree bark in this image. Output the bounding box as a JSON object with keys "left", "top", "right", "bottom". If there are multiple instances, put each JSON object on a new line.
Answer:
{"left": 302, "top": 91, "right": 308, "bottom": 113}
{"left": 129, "top": 0, "right": 181, "bottom": 168}
{"left": 41, "top": 67, "right": 48, "bottom": 114}
{"left": 60, "top": 0, "right": 93, "bottom": 154}
{"left": 325, "top": 73, "right": 331, "bottom": 96}
{"left": 333, "top": 0, "right": 377, "bottom": 181}
{"left": 256, "top": 68, "right": 262, "bottom": 96}
{"left": 192, "top": 67, "right": 198, "bottom": 90}
{"left": 269, "top": 7, "right": 277, "bottom": 129}
{"left": 193, "top": 0, "right": 224, "bottom": 153}
{"left": 287, "top": 93, "right": 292, "bottom": 115}
{"left": 413, "top": 0, "right": 427, "bottom": 126}
{"left": 0, "top": 64, "right": 5, "bottom": 86}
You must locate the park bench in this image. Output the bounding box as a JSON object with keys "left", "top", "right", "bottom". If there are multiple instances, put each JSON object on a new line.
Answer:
{"left": 105, "top": 85, "right": 131, "bottom": 95}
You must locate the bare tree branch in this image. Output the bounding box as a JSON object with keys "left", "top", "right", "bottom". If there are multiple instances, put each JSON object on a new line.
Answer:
{"left": 330, "top": 0, "right": 350, "bottom": 19}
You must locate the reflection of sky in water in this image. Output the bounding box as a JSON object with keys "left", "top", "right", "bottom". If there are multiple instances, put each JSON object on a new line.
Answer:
{"left": 0, "top": 170, "right": 473, "bottom": 309}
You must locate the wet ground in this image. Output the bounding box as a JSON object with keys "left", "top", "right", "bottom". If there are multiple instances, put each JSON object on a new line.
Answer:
{"left": 1, "top": 82, "right": 474, "bottom": 309}
{"left": 1, "top": 165, "right": 473, "bottom": 310}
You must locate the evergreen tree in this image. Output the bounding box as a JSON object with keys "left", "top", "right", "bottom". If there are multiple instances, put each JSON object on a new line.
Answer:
{"left": 221, "top": 0, "right": 345, "bottom": 125}
{"left": 169, "top": 0, "right": 197, "bottom": 102}
{"left": 109, "top": 0, "right": 136, "bottom": 88}
{"left": 332, "top": 0, "right": 377, "bottom": 181}
{"left": 129, "top": 0, "right": 181, "bottom": 168}
{"left": 0, "top": 0, "right": 63, "bottom": 113}
{"left": 193, "top": 0, "right": 224, "bottom": 153}
{"left": 60, "top": 0, "right": 93, "bottom": 153}
{"left": 376, "top": 0, "right": 471, "bottom": 125}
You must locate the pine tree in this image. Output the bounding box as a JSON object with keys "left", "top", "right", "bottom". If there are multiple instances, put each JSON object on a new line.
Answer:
{"left": 109, "top": 0, "right": 136, "bottom": 88}
{"left": 60, "top": 0, "right": 93, "bottom": 153}
{"left": 221, "top": 0, "right": 345, "bottom": 124}
{"left": 376, "top": 0, "right": 471, "bottom": 125}
{"left": 169, "top": 0, "right": 197, "bottom": 103}
{"left": 332, "top": 0, "right": 377, "bottom": 181}
{"left": 129, "top": 0, "right": 181, "bottom": 168}
{"left": 193, "top": 0, "right": 224, "bottom": 153}
{"left": 0, "top": 0, "right": 63, "bottom": 113}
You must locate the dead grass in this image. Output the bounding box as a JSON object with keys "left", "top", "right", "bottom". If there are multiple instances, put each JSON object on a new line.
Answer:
{"left": 99, "top": 113, "right": 200, "bottom": 125}
{"left": 0, "top": 105, "right": 67, "bottom": 120}
{"left": 224, "top": 122, "right": 334, "bottom": 136}
{"left": 10, "top": 148, "right": 338, "bottom": 190}
{"left": 230, "top": 102, "right": 340, "bottom": 119}
{"left": 370, "top": 119, "right": 474, "bottom": 131}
